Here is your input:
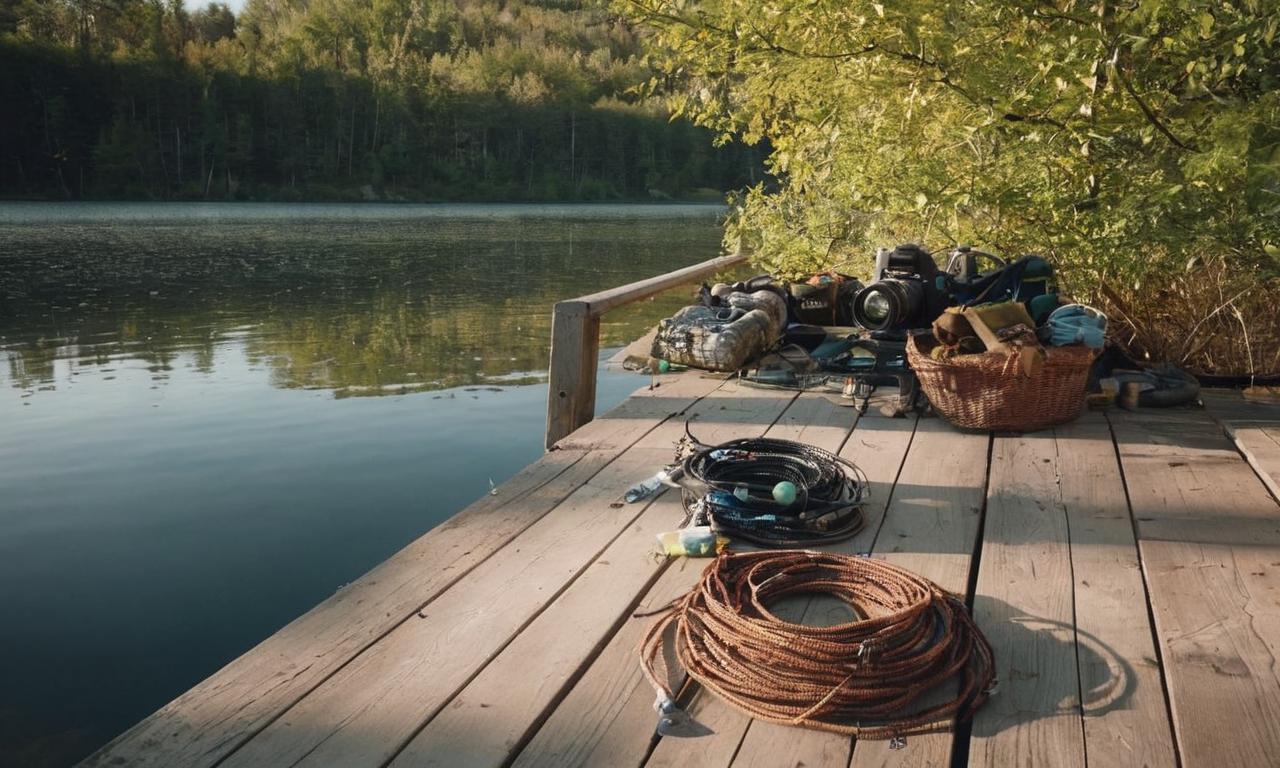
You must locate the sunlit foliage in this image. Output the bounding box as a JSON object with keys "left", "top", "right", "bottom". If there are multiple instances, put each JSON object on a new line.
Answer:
{"left": 620, "top": 0, "right": 1280, "bottom": 374}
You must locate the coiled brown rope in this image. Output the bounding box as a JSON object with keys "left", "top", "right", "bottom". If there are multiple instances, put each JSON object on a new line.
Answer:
{"left": 639, "top": 550, "right": 995, "bottom": 739}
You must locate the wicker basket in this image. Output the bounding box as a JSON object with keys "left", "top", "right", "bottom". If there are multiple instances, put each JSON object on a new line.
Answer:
{"left": 907, "top": 333, "right": 1096, "bottom": 432}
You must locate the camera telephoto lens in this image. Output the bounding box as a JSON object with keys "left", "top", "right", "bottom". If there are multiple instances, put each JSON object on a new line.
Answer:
{"left": 852, "top": 279, "right": 926, "bottom": 331}
{"left": 863, "top": 291, "right": 892, "bottom": 323}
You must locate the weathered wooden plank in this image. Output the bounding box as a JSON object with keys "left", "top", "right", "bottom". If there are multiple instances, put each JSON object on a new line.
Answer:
{"left": 718, "top": 589, "right": 852, "bottom": 768}
{"left": 507, "top": 557, "right": 709, "bottom": 768}
{"left": 579, "top": 313, "right": 602, "bottom": 417}
{"left": 388, "top": 489, "right": 706, "bottom": 768}
{"left": 512, "top": 392, "right": 898, "bottom": 768}
{"left": 385, "top": 390, "right": 832, "bottom": 768}
{"left": 216, "top": 383, "right": 798, "bottom": 768}
{"left": 721, "top": 597, "right": 855, "bottom": 768}
{"left": 1224, "top": 422, "right": 1280, "bottom": 503}
{"left": 761, "top": 391, "right": 859, "bottom": 447}
{"left": 1201, "top": 388, "right": 1280, "bottom": 424}
{"left": 1112, "top": 409, "right": 1280, "bottom": 767}
{"left": 80, "top": 373, "right": 724, "bottom": 768}
{"left": 1055, "top": 416, "right": 1177, "bottom": 768}
{"left": 967, "top": 431, "right": 1086, "bottom": 768}
{"left": 847, "top": 418, "right": 990, "bottom": 768}
{"left": 854, "top": 418, "right": 989, "bottom": 593}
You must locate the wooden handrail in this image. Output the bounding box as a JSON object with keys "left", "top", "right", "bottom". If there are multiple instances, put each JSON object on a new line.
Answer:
{"left": 544, "top": 251, "right": 748, "bottom": 449}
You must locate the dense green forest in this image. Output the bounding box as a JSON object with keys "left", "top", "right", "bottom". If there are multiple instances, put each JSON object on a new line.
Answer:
{"left": 0, "top": 0, "right": 763, "bottom": 201}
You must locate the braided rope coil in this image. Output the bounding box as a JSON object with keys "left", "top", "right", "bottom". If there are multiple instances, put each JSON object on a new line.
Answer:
{"left": 639, "top": 550, "right": 995, "bottom": 739}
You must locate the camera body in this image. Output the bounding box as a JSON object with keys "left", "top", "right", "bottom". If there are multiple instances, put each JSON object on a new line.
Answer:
{"left": 849, "top": 244, "right": 950, "bottom": 332}
{"left": 849, "top": 243, "right": 1053, "bottom": 333}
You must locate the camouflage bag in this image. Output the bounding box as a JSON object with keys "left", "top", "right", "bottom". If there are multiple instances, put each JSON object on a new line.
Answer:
{"left": 651, "top": 290, "right": 788, "bottom": 372}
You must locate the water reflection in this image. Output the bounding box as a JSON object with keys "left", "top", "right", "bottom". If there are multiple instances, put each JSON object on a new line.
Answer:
{"left": 0, "top": 203, "right": 723, "bottom": 396}
{"left": 0, "top": 203, "right": 726, "bottom": 768}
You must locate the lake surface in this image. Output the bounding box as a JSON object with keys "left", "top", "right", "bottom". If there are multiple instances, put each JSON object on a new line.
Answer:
{"left": 0, "top": 202, "right": 726, "bottom": 767}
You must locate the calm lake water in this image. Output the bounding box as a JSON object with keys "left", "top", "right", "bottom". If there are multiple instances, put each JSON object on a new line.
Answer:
{"left": 0, "top": 202, "right": 725, "bottom": 767}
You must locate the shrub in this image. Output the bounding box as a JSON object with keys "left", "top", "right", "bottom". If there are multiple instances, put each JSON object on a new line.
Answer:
{"left": 622, "top": 0, "right": 1280, "bottom": 376}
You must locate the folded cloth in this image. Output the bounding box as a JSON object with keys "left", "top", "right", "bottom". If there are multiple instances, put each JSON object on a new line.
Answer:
{"left": 1043, "top": 304, "right": 1107, "bottom": 349}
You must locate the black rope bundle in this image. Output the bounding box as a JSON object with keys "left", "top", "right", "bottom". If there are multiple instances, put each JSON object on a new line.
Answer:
{"left": 680, "top": 435, "right": 869, "bottom": 546}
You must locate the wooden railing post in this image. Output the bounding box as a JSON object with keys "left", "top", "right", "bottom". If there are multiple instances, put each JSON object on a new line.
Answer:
{"left": 545, "top": 300, "right": 600, "bottom": 449}
{"left": 543, "top": 251, "right": 748, "bottom": 450}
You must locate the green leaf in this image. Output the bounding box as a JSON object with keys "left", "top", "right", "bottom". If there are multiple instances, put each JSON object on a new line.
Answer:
{"left": 1199, "top": 12, "right": 1214, "bottom": 38}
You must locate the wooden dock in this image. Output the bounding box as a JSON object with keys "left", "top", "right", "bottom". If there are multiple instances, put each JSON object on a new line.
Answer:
{"left": 81, "top": 376, "right": 1280, "bottom": 768}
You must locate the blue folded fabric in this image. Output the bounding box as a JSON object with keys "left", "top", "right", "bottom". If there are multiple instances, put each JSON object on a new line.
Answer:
{"left": 1045, "top": 304, "right": 1107, "bottom": 348}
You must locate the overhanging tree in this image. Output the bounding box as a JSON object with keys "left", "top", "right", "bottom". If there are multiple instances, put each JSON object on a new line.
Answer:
{"left": 623, "top": 0, "right": 1280, "bottom": 374}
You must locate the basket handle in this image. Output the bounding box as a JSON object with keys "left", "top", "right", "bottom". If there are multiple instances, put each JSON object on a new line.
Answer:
{"left": 1001, "top": 346, "right": 1046, "bottom": 378}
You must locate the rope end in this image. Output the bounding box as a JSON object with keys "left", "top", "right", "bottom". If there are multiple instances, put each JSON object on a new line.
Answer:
{"left": 653, "top": 694, "right": 697, "bottom": 737}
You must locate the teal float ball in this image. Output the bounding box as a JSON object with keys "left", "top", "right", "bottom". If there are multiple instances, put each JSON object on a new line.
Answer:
{"left": 772, "top": 481, "right": 797, "bottom": 505}
{"left": 657, "top": 359, "right": 671, "bottom": 373}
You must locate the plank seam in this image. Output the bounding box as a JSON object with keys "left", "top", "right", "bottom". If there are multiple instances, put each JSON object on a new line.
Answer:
{"left": 205, "top": 380, "right": 732, "bottom": 768}
{"left": 1104, "top": 413, "right": 1185, "bottom": 768}
{"left": 493, "top": 557, "right": 681, "bottom": 768}
{"left": 851, "top": 412, "right": 922, "bottom": 556}
{"left": 1056, "top": 430, "right": 1091, "bottom": 768}
{"left": 1222, "top": 421, "right": 1280, "bottom": 506}
{"left": 373, "top": 382, "right": 772, "bottom": 767}
{"left": 699, "top": 394, "right": 872, "bottom": 768}
{"left": 947, "top": 430, "right": 993, "bottom": 768}
{"left": 838, "top": 404, "right": 922, "bottom": 767}
{"left": 377, "top": 489, "right": 672, "bottom": 768}
{"left": 688, "top": 398, "right": 917, "bottom": 768}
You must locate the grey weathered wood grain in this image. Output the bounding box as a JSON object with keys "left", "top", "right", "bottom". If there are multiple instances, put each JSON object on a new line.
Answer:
{"left": 1056, "top": 416, "right": 1176, "bottom": 768}
{"left": 546, "top": 300, "right": 599, "bottom": 448}
{"left": 88, "top": 379, "right": 1280, "bottom": 768}
{"left": 848, "top": 418, "right": 990, "bottom": 768}
{"left": 968, "top": 431, "right": 1086, "bottom": 768}
{"left": 388, "top": 386, "right": 815, "bottom": 768}
{"left": 512, "top": 391, "right": 877, "bottom": 768}
{"left": 1225, "top": 422, "right": 1280, "bottom": 503}
{"left": 1112, "top": 409, "right": 1280, "bottom": 767}
{"left": 648, "top": 406, "right": 954, "bottom": 768}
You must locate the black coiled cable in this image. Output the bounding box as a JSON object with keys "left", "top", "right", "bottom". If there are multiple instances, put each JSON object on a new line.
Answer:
{"left": 680, "top": 435, "right": 870, "bottom": 547}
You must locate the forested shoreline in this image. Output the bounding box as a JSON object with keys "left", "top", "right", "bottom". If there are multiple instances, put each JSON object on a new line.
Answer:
{"left": 0, "top": 0, "right": 763, "bottom": 202}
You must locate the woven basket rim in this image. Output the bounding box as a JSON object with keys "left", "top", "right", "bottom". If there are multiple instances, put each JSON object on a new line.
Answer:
{"left": 906, "top": 332, "right": 1097, "bottom": 369}
{"left": 906, "top": 330, "right": 1096, "bottom": 432}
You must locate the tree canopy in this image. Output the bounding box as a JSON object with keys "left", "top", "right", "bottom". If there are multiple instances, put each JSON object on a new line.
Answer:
{"left": 621, "top": 0, "right": 1280, "bottom": 375}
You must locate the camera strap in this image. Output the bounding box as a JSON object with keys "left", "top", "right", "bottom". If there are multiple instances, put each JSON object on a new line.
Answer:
{"left": 956, "top": 256, "right": 1041, "bottom": 308}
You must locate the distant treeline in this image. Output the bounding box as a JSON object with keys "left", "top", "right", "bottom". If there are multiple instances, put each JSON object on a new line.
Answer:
{"left": 0, "top": 0, "right": 764, "bottom": 201}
